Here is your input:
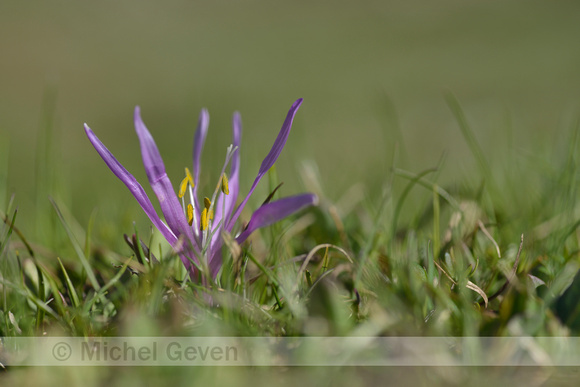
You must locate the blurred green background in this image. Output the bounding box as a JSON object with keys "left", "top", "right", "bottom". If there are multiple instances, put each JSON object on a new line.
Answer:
{"left": 1, "top": 0, "right": 580, "bottom": 235}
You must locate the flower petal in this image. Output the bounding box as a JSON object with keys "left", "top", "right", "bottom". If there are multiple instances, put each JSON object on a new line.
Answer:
{"left": 84, "top": 124, "right": 177, "bottom": 245}
{"left": 213, "top": 112, "right": 242, "bottom": 232}
{"left": 209, "top": 112, "right": 242, "bottom": 267}
{"left": 258, "top": 98, "right": 303, "bottom": 175}
{"left": 134, "top": 107, "right": 197, "bottom": 247}
{"left": 228, "top": 111, "right": 242, "bottom": 219}
{"left": 235, "top": 193, "right": 318, "bottom": 244}
{"left": 208, "top": 246, "right": 223, "bottom": 277}
{"left": 228, "top": 98, "right": 303, "bottom": 228}
{"left": 192, "top": 109, "right": 209, "bottom": 214}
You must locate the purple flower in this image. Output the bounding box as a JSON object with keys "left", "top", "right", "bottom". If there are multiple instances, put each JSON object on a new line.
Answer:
{"left": 84, "top": 99, "right": 317, "bottom": 279}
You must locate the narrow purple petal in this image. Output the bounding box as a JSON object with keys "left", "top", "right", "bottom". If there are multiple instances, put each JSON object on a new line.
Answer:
{"left": 133, "top": 107, "right": 165, "bottom": 182}
{"left": 228, "top": 98, "right": 303, "bottom": 228}
{"left": 208, "top": 246, "right": 223, "bottom": 277}
{"left": 209, "top": 112, "right": 242, "bottom": 267}
{"left": 134, "top": 107, "right": 197, "bottom": 247}
{"left": 84, "top": 124, "right": 177, "bottom": 245}
{"left": 258, "top": 98, "right": 303, "bottom": 175}
{"left": 213, "top": 112, "right": 242, "bottom": 233}
{"left": 235, "top": 193, "right": 318, "bottom": 244}
{"left": 229, "top": 111, "right": 242, "bottom": 218}
{"left": 192, "top": 109, "right": 209, "bottom": 214}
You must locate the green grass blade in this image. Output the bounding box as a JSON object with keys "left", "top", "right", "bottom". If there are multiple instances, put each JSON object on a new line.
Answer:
{"left": 84, "top": 208, "right": 98, "bottom": 261}
{"left": 34, "top": 263, "right": 46, "bottom": 330}
{"left": 393, "top": 168, "right": 461, "bottom": 211}
{"left": 36, "top": 263, "right": 77, "bottom": 332}
{"left": 445, "top": 93, "right": 494, "bottom": 186}
{"left": 433, "top": 184, "right": 441, "bottom": 259}
{"left": 0, "top": 209, "right": 17, "bottom": 258}
{"left": 392, "top": 167, "right": 437, "bottom": 241}
{"left": 133, "top": 224, "right": 148, "bottom": 268}
{"left": 246, "top": 250, "right": 279, "bottom": 288}
{"left": 84, "top": 257, "right": 131, "bottom": 312}
{"left": 0, "top": 134, "right": 9, "bottom": 211}
{"left": 50, "top": 197, "right": 101, "bottom": 291}
{"left": 57, "top": 257, "right": 81, "bottom": 308}
{"left": 3, "top": 271, "right": 61, "bottom": 324}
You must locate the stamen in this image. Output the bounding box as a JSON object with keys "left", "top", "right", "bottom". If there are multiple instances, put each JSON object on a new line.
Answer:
{"left": 221, "top": 173, "right": 229, "bottom": 195}
{"left": 185, "top": 167, "right": 194, "bottom": 188}
{"left": 187, "top": 183, "right": 198, "bottom": 238}
{"left": 200, "top": 146, "right": 237, "bottom": 253}
{"left": 179, "top": 167, "right": 194, "bottom": 198}
{"left": 187, "top": 204, "right": 194, "bottom": 226}
{"left": 201, "top": 208, "right": 209, "bottom": 231}
{"left": 178, "top": 177, "right": 189, "bottom": 199}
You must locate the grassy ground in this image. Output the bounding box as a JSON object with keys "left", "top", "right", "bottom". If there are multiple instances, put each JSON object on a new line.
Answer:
{"left": 1, "top": 95, "right": 580, "bottom": 385}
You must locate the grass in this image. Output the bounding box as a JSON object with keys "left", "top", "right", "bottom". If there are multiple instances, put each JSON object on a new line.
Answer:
{"left": 1, "top": 97, "right": 580, "bottom": 385}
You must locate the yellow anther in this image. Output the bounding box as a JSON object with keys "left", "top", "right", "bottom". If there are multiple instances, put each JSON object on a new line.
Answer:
{"left": 178, "top": 177, "right": 189, "bottom": 198}
{"left": 178, "top": 167, "right": 195, "bottom": 198}
{"left": 204, "top": 197, "right": 211, "bottom": 210}
{"left": 185, "top": 167, "right": 194, "bottom": 188}
{"left": 187, "top": 204, "right": 194, "bottom": 226}
{"left": 221, "top": 173, "right": 230, "bottom": 195}
{"left": 200, "top": 208, "right": 209, "bottom": 231}
{"left": 209, "top": 209, "right": 214, "bottom": 221}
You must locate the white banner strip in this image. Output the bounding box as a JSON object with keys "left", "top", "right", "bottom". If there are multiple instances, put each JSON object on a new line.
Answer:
{"left": 1, "top": 337, "right": 579, "bottom": 366}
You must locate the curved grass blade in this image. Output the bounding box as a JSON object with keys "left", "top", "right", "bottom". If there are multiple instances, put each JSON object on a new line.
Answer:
{"left": 34, "top": 262, "right": 45, "bottom": 330}
{"left": 2, "top": 270, "right": 62, "bottom": 323}
{"left": 393, "top": 168, "right": 461, "bottom": 211}
{"left": 445, "top": 93, "right": 492, "bottom": 182}
{"left": 57, "top": 257, "right": 81, "bottom": 308}
{"left": 0, "top": 209, "right": 18, "bottom": 258}
{"left": 84, "top": 258, "right": 131, "bottom": 312}
{"left": 50, "top": 197, "right": 100, "bottom": 291}
{"left": 37, "top": 263, "right": 76, "bottom": 331}
{"left": 1, "top": 208, "right": 35, "bottom": 258}
{"left": 84, "top": 208, "right": 98, "bottom": 262}
{"left": 392, "top": 167, "right": 438, "bottom": 241}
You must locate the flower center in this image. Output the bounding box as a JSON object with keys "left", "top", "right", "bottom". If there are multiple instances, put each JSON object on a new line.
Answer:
{"left": 177, "top": 168, "right": 230, "bottom": 233}
{"left": 176, "top": 144, "right": 236, "bottom": 255}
